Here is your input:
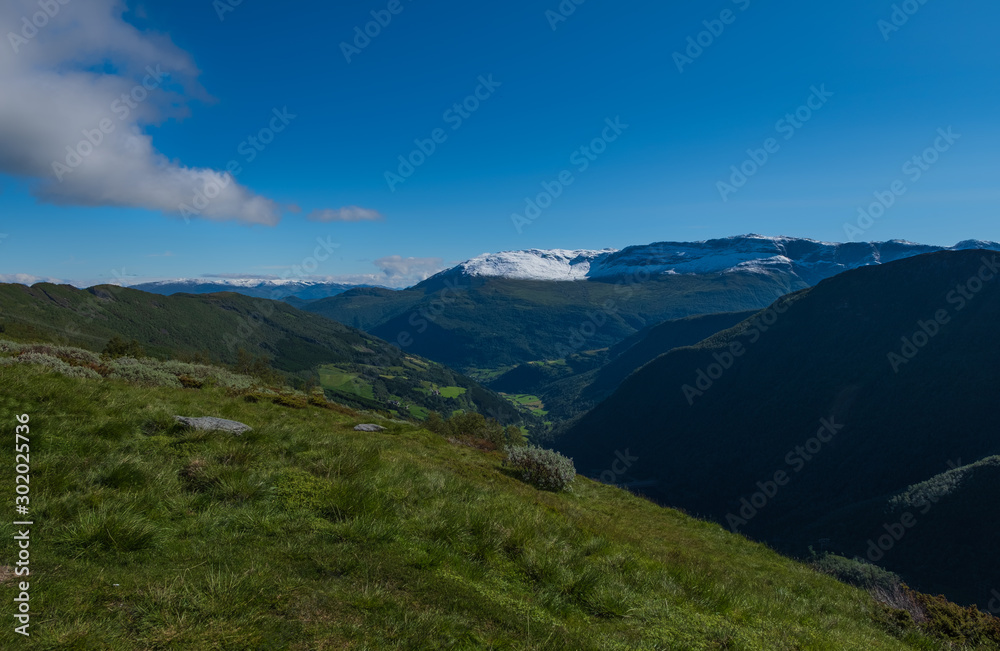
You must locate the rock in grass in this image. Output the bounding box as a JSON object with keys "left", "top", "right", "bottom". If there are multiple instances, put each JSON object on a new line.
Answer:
{"left": 354, "top": 424, "right": 386, "bottom": 432}
{"left": 174, "top": 416, "right": 252, "bottom": 435}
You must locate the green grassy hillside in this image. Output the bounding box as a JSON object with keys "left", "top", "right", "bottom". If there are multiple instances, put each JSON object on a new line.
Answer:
{"left": 303, "top": 273, "right": 805, "bottom": 372}
{"left": 0, "top": 283, "right": 524, "bottom": 425}
{"left": 0, "top": 361, "right": 988, "bottom": 649}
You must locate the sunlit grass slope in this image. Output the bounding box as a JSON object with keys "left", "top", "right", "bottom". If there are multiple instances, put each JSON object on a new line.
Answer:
{"left": 0, "top": 365, "right": 967, "bottom": 650}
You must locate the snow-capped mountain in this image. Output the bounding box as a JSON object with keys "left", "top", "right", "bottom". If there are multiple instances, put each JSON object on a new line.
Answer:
{"left": 444, "top": 235, "right": 1000, "bottom": 285}
{"left": 457, "top": 249, "right": 616, "bottom": 281}
{"left": 130, "top": 278, "right": 373, "bottom": 301}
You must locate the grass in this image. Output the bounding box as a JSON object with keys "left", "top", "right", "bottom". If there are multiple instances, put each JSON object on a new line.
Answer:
{"left": 0, "top": 364, "right": 978, "bottom": 649}
{"left": 504, "top": 394, "right": 550, "bottom": 417}
{"left": 437, "top": 386, "right": 467, "bottom": 399}
{"left": 408, "top": 404, "right": 430, "bottom": 420}
{"left": 318, "top": 365, "right": 375, "bottom": 400}
{"left": 0, "top": 283, "right": 527, "bottom": 428}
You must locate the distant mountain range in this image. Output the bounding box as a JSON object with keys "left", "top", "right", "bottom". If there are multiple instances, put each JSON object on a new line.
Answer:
{"left": 127, "top": 236, "right": 1000, "bottom": 302}
{"left": 552, "top": 248, "right": 1000, "bottom": 608}
{"left": 301, "top": 235, "right": 1000, "bottom": 372}
{"left": 130, "top": 279, "right": 374, "bottom": 301}
{"left": 437, "top": 234, "right": 1000, "bottom": 283}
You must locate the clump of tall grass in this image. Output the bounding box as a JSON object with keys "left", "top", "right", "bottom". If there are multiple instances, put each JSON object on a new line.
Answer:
{"left": 55, "top": 505, "right": 161, "bottom": 554}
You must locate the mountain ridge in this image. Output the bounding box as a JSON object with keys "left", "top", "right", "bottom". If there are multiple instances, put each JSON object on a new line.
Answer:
{"left": 432, "top": 235, "right": 1000, "bottom": 285}
{"left": 552, "top": 248, "right": 1000, "bottom": 607}
{"left": 130, "top": 279, "right": 376, "bottom": 301}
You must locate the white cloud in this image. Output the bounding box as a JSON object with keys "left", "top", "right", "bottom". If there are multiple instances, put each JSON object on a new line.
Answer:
{"left": 0, "top": 0, "right": 284, "bottom": 225}
{"left": 307, "top": 206, "right": 384, "bottom": 223}
{"left": 374, "top": 256, "right": 445, "bottom": 282}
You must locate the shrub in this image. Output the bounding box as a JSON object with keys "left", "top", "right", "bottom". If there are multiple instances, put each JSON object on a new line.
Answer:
{"left": 103, "top": 335, "right": 146, "bottom": 359}
{"left": 812, "top": 554, "right": 923, "bottom": 620}
{"left": 49, "top": 345, "right": 101, "bottom": 366}
{"left": 178, "top": 374, "right": 205, "bottom": 389}
{"left": 272, "top": 394, "right": 308, "bottom": 409}
{"left": 7, "top": 343, "right": 101, "bottom": 367}
{"left": 505, "top": 445, "right": 576, "bottom": 492}
{"left": 909, "top": 589, "right": 1000, "bottom": 645}
{"left": 0, "top": 339, "right": 23, "bottom": 354}
{"left": 0, "top": 351, "right": 102, "bottom": 380}
{"left": 812, "top": 553, "right": 903, "bottom": 594}
{"left": 107, "top": 358, "right": 182, "bottom": 388}
{"left": 161, "top": 361, "right": 256, "bottom": 391}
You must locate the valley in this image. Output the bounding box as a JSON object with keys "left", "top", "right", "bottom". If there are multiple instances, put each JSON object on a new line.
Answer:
{"left": 4, "top": 3, "right": 998, "bottom": 646}
{"left": 2, "top": 236, "right": 999, "bottom": 645}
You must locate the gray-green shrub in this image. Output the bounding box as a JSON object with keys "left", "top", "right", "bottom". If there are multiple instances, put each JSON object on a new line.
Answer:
{"left": 505, "top": 445, "right": 576, "bottom": 492}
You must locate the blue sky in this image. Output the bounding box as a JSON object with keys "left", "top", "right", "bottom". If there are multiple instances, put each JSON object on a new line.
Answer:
{"left": 1, "top": 0, "right": 998, "bottom": 287}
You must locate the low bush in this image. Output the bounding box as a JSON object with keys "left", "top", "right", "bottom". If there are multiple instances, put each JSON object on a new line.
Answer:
{"left": 273, "top": 394, "right": 309, "bottom": 409}
{"left": 0, "top": 338, "right": 22, "bottom": 354}
{"left": 107, "top": 357, "right": 183, "bottom": 388}
{"left": 0, "top": 351, "right": 102, "bottom": 380}
{"left": 504, "top": 445, "right": 576, "bottom": 492}
{"left": 102, "top": 335, "right": 146, "bottom": 359}
{"left": 812, "top": 553, "right": 903, "bottom": 594}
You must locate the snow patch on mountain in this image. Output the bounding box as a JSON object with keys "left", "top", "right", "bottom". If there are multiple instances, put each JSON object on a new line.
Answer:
{"left": 458, "top": 249, "right": 616, "bottom": 281}
{"left": 441, "top": 235, "right": 1000, "bottom": 283}
{"left": 130, "top": 278, "right": 372, "bottom": 301}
